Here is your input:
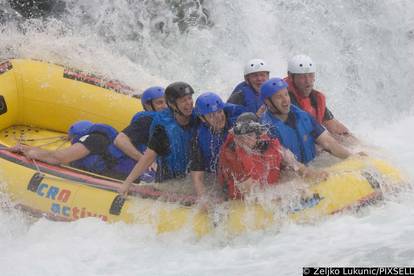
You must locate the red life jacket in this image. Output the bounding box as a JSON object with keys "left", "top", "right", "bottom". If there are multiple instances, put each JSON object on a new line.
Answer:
{"left": 218, "top": 133, "right": 282, "bottom": 200}
{"left": 284, "top": 77, "right": 326, "bottom": 124}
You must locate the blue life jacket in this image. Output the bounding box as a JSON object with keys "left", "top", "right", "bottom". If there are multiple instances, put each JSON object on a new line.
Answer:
{"left": 261, "top": 105, "right": 316, "bottom": 164}
{"left": 196, "top": 124, "right": 227, "bottom": 174}
{"left": 70, "top": 124, "right": 134, "bottom": 175}
{"left": 223, "top": 103, "right": 246, "bottom": 126}
{"left": 231, "top": 81, "right": 264, "bottom": 113}
{"left": 195, "top": 103, "right": 244, "bottom": 173}
{"left": 130, "top": 111, "right": 157, "bottom": 153}
{"left": 150, "top": 109, "right": 194, "bottom": 181}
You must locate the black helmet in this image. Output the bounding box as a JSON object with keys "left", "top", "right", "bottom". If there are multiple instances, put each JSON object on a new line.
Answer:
{"left": 233, "top": 112, "right": 266, "bottom": 135}
{"left": 165, "top": 82, "right": 194, "bottom": 104}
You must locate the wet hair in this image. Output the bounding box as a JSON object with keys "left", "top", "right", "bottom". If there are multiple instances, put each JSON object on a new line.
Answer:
{"left": 233, "top": 112, "right": 266, "bottom": 135}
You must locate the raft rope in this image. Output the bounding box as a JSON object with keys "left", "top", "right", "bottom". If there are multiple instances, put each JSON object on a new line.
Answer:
{"left": 16, "top": 135, "right": 67, "bottom": 142}
{"left": 4, "top": 131, "right": 121, "bottom": 184}
{"left": 14, "top": 135, "right": 68, "bottom": 149}
{"left": 2, "top": 133, "right": 179, "bottom": 198}
{"left": 31, "top": 158, "right": 43, "bottom": 176}
{"left": 8, "top": 131, "right": 68, "bottom": 178}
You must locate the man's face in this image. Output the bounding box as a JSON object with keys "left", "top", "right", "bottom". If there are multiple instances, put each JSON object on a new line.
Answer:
{"left": 266, "top": 88, "right": 290, "bottom": 114}
{"left": 292, "top": 73, "right": 315, "bottom": 97}
{"left": 245, "top": 71, "right": 269, "bottom": 93}
{"left": 175, "top": 94, "right": 194, "bottom": 117}
{"left": 151, "top": 96, "right": 167, "bottom": 111}
{"left": 203, "top": 110, "right": 226, "bottom": 131}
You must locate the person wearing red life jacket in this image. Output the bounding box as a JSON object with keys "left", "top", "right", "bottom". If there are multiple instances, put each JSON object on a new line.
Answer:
{"left": 218, "top": 112, "right": 326, "bottom": 200}
{"left": 285, "top": 55, "right": 356, "bottom": 143}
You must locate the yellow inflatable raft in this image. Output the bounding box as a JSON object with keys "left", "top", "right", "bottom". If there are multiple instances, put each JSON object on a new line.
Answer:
{"left": 0, "top": 59, "right": 404, "bottom": 237}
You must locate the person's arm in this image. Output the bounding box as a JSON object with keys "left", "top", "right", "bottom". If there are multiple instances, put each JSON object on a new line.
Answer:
{"left": 323, "top": 118, "right": 350, "bottom": 135}
{"left": 323, "top": 106, "right": 357, "bottom": 140}
{"left": 280, "top": 147, "right": 302, "bottom": 172}
{"left": 118, "top": 125, "right": 169, "bottom": 196}
{"left": 189, "top": 136, "right": 207, "bottom": 199}
{"left": 191, "top": 171, "right": 206, "bottom": 199}
{"left": 322, "top": 106, "right": 335, "bottom": 121}
{"left": 280, "top": 147, "right": 328, "bottom": 180}
{"left": 14, "top": 143, "right": 90, "bottom": 165}
{"left": 116, "top": 116, "right": 153, "bottom": 161}
{"left": 316, "top": 131, "right": 351, "bottom": 159}
{"left": 236, "top": 178, "right": 257, "bottom": 195}
{"left": 118, "top": 148, "right": 157, "bottom": 196}
{"left": 114, "top": 132, "right": 143, "bottom": 161}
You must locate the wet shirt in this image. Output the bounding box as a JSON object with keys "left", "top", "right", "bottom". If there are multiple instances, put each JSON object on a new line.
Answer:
{"left": 190, "top": 129, "right": 226, "bottom": 172}
{"left": 121, "top": 115, "right": 153, "bottom": 149}
{"left": 190, "top": 137, "right": 205, "bottom": 171}
{"left": 77, "top": 132, "right": 111, "bottom": 154}
{"left": 147, "top": 125, "right": 171, "bottom": 156}
{"left": 76, "top": 132, "right": 133, "bottom": 180}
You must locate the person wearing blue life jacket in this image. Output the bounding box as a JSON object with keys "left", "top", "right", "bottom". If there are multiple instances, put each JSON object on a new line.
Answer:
{"left": 114, "top": 86, "right": 167, "bottom": 164}
{"left": 10, "top": 120, "right": 138, "bottom": 180}
{"left": 118, "top": 82, "right": 197, "bottom": 197}
{"left": 259, "top": 78, "right": 351, "bottom": 165}
{"left": 227, "top": 58, "right": 270, "bottom": 116}
{"left": 190, "top": 92, "right": 245, "bottom": 203}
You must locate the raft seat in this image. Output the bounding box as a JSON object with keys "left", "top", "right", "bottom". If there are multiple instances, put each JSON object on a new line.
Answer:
{"left": 0, "top": 125, "right": 70, "bottom": 150}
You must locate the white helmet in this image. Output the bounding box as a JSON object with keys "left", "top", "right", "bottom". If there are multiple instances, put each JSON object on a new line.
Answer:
{"left": 244, "top": 59, "right": 271, "bottom": 76}
{"left": 287, "top": 55, "right": 316, "bottom": 74}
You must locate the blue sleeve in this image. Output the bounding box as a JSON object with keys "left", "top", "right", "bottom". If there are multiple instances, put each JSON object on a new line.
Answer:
{"left": 310, "top": 116, "right": 326, "bottom": 139}
{"left": 122, "top": 116, "right": 153, "bottom": 147}
{"left": 224, "top": 103, "right": 246, "bottom": 127}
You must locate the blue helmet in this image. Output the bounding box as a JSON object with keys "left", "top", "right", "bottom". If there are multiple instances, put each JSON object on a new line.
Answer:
{"left": 141, "top": 86, "right": 165, "bottom": 107}
{"left": 68, "top": 120, "right": 93, "bottom": 138}
{"left": 260, "top": 78, "right": 288, "bottom": 101}
{"left": 194, "top": 92, "right": 225, "bottom": 116}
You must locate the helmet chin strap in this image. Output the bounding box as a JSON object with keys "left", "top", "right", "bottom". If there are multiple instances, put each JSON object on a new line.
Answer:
{"left": 169, "top": 101, "right": 187, "bottom": 118}
{"left": 268, "top": 98, "right": 283, "bottom": 115}
{"left": 201, "top": 115, "right": 211, "bottom": 127}
{"left": 201, "top": 115, "right": 225, "bottom": 133}
{"left": 143, "top": 101, "right": 154, "bottom": 112}
{"left": 150, "top": 101, "right": 156, "bottom": 112}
